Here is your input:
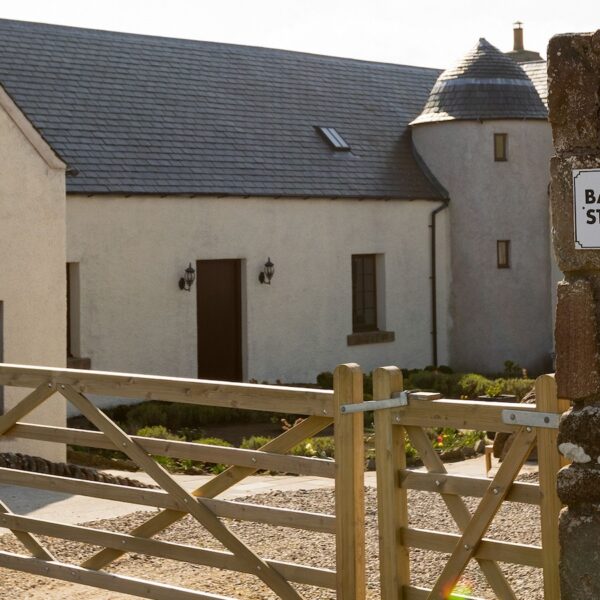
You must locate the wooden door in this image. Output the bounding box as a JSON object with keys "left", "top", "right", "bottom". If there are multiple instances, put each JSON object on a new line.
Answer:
{"left": 196, "top": 259, "right": 242, "bottom": 381}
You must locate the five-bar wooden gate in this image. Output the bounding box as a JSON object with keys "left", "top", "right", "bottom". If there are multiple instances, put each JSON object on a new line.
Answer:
{"left": 0, "top": 362, "right": 366, "bottom": 600}
{"left": 370, "top": 366, "right": 567, "bottom": 600}
{"left": 0, "top": 361, "right": 568, "bottom": 599}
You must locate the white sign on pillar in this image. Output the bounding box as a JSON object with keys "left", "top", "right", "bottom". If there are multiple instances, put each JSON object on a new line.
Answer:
{"left": 574, "top": 169, "right": 600, "bottom": 249}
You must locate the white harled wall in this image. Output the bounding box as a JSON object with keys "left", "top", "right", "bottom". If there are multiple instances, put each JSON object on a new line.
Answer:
{"left": 413, "top": 119, "right": 555, "bottom": 375}
{"left": 0, "top": 100, "right": 66, "bottom": 461}
{"left": 67, "top": 195, "right": 450, "bottom": 409}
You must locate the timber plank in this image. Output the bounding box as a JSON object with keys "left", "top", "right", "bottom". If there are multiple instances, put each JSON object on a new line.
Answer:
{"left": 60, "top": 385, "right": 304, "bottom": 600}
{"left": 374, "top": 367, "right": 409, "bottom": 600}
{"left": 399, "top": 470, "right": 540, "bottom": 505}
{"left": 0, "top": 500, "right": 54, "bottom": 561}
{"left": 426, "top": 427, "right": 537, "bottom": 599}
{"left": 406, "top": 426, "right": 517, "bottom": 600}
{"left": 0, "top": 513, "right": 335, "bottom": 589}
{"left": 404, "top": 585, "right": 485, "bottom": 600}
{"left": 0, "top": 363, "right": 333, "bottom": 416}
{"left": 0, "top": 467, "right": 335, "bottom": 533}
{"left": 334, "top": 363, "right": 366, "bottom": 600}
{"left": 393, "top": 399, "right": 536, "bottom": 433}
{"left": 536, "top": 375, "right": 561, "bottom": 600}
{"left": 0, "top": 550, "right": 231, "bottom": 600}
{"left": 401, "top": 527, "right": 543, "bottom": 568}
{"left": 8, "top": 423, "right": 335, "bottom": 478}
{"left": 0, "top": 384, "right": 56, "bottom": 436}
{"left": 83, "top": 415, "right": 332, "bottom": 571}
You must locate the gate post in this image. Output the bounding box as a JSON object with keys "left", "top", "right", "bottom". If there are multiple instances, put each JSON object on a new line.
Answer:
{"left": 333, "top": 363, "right": 365, "bottom": 600}
{"left": 535, "top": 374, "right": 562, "bottom": 600}
{"left": 373, "top": 367, "right": 409, "bottom": 600}
{"left": 547, "top": 30, "right": 600, "bottom": 599}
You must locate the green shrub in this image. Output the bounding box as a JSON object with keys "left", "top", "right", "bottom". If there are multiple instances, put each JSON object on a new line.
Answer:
{"left": 290, "top": 439, "right": 318, "bottom": 457}
{"left": 289, "top": 436, "right": 335, "bottom": 459}
{"left": 458, "top": 373, "right": 492, "bottom": 398}
{"left": 102, "top": 400, "right": 274, "bottom": 436}
{"left": 316, "top": 371, "right": 334, "bottom": 389}
{"left": 194, "top": 437, "right": 233, "bottom": 448}
{"left": 240, "top": 436, "right": 273, "bottom": 450}
{"left": 309, "top": 437, "right": 335, "bottom": 459}
{"left": 136, "top": 425, "right": 183, "bottom": 441}
{"left": 406, "top": 370, "right": 462, "bottom": 397}
{"left": 431, "top": 427, "right": 484, "bottom": 451}
{"left": 136, "top": 426, "right": 184, "bottom": 471}
{"left": 491, "top": 378, "right": 534, "bottom": 400}
{"left": 404, "top": 439, "right": 418, "bottom": 460}
{"left": 485, "top": 379, "right": 504, "bottom": 398}
{"left": 128, "top": 404, "right": 168, "bottom": 431}
{"left": 194, "top": 437, "right": 233, "bottom": 474}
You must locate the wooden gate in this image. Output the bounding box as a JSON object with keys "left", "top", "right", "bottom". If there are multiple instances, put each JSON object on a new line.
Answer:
{"left": 0, "top": 362, "right": 366, "bottom": 599}
{"left": 369, "top": 367, "right": 567, "bottom": 600}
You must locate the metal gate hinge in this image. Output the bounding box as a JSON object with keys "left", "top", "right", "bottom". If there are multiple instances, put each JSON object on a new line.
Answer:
{"left": 501, "top": 409, "right": 559, "bottom": 429}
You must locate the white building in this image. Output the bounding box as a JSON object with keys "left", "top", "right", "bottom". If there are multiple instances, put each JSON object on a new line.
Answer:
{"left": 0, "top": 19, "right": 555, "bottom": 433}
{"left": 0, "top": 82, "right": 67, "bottom": 461}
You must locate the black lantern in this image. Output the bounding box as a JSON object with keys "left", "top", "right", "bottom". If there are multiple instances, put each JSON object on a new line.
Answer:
{"left": 179, "top": 262, "right": 196, "bottom": 291}
{"left": 259, "top": 257, "right": 275, "bottom": 285}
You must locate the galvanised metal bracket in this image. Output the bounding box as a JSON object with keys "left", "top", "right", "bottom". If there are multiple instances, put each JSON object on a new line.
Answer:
{"left": 501, "top": 409, "right": 560, "bottom": 430}
{"left": 339, "top": 390, "right": 430, "bottom": 414}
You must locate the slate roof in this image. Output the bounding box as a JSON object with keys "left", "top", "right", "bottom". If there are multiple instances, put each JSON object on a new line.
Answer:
{"left": 411, "top": 38, "right": 547, "bottom": 125}
{"left": 0, "top": 19, "right": 445, "bottom": 199}
{"left": 520, "top": 61, "right": 548, "bottom": 106}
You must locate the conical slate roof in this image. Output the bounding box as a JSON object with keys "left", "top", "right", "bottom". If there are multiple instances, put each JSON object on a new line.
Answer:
{"left": 411, "top": 38, "right": 547, "bottom": 125}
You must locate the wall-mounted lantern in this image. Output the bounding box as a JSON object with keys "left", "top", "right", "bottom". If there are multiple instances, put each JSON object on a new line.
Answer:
{"left": 258, "top": 257, "right": 275, "bottom": 285}
{"left": 179, "top": 262, "right": 196, "bottom": 291}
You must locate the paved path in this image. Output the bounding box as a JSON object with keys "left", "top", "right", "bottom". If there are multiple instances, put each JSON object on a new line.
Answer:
{"left": 0, "top": 454, "right": 536, "bottom": 534}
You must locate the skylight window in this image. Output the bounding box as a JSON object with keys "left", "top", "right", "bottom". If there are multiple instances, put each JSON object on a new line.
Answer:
{"left": 316, "top": 126, "right": 351, "bottom": 151}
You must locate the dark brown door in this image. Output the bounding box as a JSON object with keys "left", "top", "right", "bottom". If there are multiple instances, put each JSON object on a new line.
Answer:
{"left": 196, "top": 259, "right": 242, "bottom": 381}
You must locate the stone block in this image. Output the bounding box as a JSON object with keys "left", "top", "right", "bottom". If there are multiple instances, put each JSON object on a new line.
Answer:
{"left": 558, "top": 463, "right": 600, "bottom": 506}
{"left": 548, "top": 31, "right": 600, "bottom": 154}
{"left": 551, "top": 155, "right": 600, "bottom": 272}
{"left": 558, "top": 404, "right": 600, "bottom": 466}
{"left": 560, "top": 505, "right": 600, "bottom": 598}
{"left": 555, "top": 278, "right": 600, "bottom": 400}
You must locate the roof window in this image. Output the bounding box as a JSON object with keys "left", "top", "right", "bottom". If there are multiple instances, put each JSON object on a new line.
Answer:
{"left": 316, "top": 126, "right": 351, "bottom": 151}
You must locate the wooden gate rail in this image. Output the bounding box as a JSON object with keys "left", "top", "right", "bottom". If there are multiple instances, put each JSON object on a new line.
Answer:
{"left": 8, "top": 422, "right": 336, "bottom": 478}
{"left": 373, "top": 367, "right": 567, "bottom": 600}
{"left": 0, "top": 364, "right": 334, "bottom": 416}
{"left": 0, "top": 362, "right": 366, "bottom": 600}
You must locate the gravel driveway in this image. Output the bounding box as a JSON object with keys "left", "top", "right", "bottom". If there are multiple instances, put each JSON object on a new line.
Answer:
{"left": 0, "top": 475, "right": 543, "bottom": 599}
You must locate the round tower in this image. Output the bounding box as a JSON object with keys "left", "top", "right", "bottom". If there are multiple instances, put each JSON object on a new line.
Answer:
{"left": 411, "top": 38, "right": 553, "bottom": 375}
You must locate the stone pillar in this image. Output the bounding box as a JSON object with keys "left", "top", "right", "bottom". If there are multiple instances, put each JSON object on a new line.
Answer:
{"left": 547, "top": 30, "right": 600, "bottom": 599}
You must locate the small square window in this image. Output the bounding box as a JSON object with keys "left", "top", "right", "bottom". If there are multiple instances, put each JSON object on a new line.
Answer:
{"left": 497, "top": 240, "right": 510, "bottom": 268}
{"left": 494, "top": 133, "right": 508, "bottom": 161}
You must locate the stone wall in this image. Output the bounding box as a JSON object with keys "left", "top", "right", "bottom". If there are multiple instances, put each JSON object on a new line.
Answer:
{"left": 547, "top": 30, "right": 600, "bottom": 599}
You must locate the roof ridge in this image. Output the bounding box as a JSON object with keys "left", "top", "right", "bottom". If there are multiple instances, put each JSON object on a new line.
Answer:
{"left": 0, "top": 17, "right": 442, "bottom": 73}
{"left": 0, "top": 17, "right": 444, "bottom": 199}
